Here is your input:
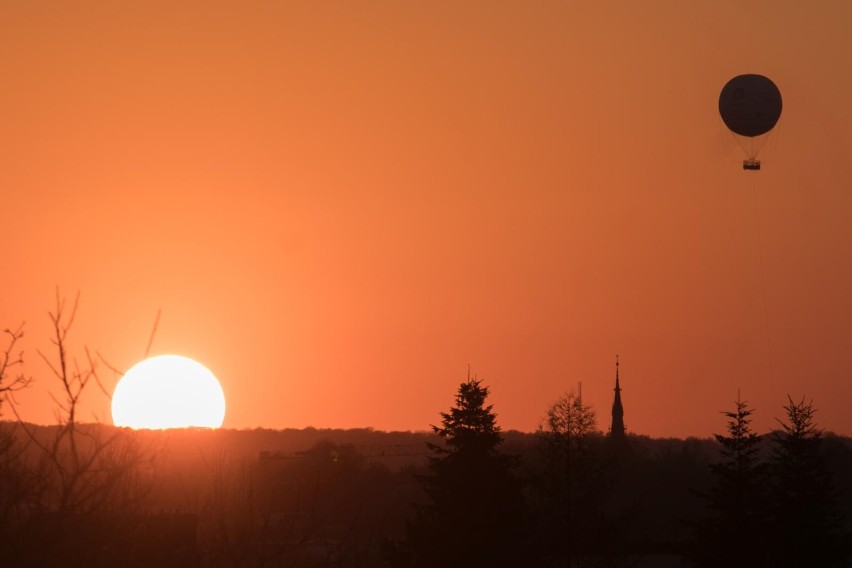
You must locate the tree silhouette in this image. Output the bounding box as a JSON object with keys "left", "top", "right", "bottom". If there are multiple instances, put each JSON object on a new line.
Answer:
{"left": 394, "top": 377, "right": 527, "bottom": 567}
{"left": 0, "top": 324, "right": 39, "bottom": 554}
{"left": 12, "top": 292, "right": 151, "bottom": 515}
{"left": 531, "top": 390, "right": 617, "bottom": 566}
{"left": 5, "top": 292, "right": 154, "bottom": 565}
{"left": 0, "top": 324, "right": 30, "bottom": 410}
{"left": 696, "top": 394, "right": 770, "bottom": 567}
{"left": 767, "top": 396, "right": 848, "bottom": 568}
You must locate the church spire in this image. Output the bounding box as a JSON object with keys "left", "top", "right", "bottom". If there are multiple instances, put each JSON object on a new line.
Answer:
{"left": 610, "top": 355, "right": 625, "bottom": 441}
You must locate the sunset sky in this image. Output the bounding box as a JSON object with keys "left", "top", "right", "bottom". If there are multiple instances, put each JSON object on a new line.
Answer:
{"left": 2, "top": 1, "right": 851, "bottom": 438}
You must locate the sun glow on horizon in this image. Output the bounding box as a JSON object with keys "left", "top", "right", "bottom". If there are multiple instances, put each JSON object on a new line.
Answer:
{"left": 112, "top": 355, "right": 226, "bottom": 430}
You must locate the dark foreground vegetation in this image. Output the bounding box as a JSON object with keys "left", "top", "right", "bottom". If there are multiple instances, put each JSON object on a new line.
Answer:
{"left": 1, "top": 298, "right": 851, "bottom": 566}
{"left": 1, "top": 394, "right": 850, "bottom": 567}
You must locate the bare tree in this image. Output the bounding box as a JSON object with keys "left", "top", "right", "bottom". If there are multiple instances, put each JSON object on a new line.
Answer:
{"left": 533, "top": 391, "right": 611, "bottom": 566}
{"left": 0, "top": 291, "right": 163, "bottom": 565}
{"left": 542, "top": 391, "right": 599, "bottom": 454}
{"left": 11, "top": 291, "right": 152, "bottom": 515}
{"left": 0, "top": 323, "right": 38, "bottom": 544}
{"left": 0, "top": 323, "right": 30, "bottom": 412}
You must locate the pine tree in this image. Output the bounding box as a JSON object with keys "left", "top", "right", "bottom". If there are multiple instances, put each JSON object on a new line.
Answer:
{"left": 767, "top": 396, "right": 848, "bottom": 568}
{"left": 402, "top": 378, "right": 527, "bottom": 567}
{"left": 697, "top": 395, "right": 769, "bottom": 568}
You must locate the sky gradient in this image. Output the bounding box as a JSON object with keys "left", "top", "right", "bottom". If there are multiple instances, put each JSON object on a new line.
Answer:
{"left": 2, "top": 1, "right": 851, "bottom": 437}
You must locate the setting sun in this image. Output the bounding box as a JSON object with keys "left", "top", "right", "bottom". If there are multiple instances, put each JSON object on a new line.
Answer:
{"left": 112, "top": 355, "right": 226, "bottom": 429}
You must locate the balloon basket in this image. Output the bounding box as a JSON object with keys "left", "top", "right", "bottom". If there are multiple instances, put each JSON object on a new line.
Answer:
{"left": 743, "top": 159, "right": 761, "bottom": 171}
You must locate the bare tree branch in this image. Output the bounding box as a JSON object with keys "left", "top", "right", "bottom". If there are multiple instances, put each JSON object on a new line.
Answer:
{"left": 145, "top": 309, "right": 161, "bottom": 359}
{"left": 0, "top": 323, "right": 31, "bottom": 414}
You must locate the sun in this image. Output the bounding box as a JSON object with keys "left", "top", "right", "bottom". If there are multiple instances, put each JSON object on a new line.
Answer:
{"left": 112, "top": 355, "right": 226, "bottom": 429}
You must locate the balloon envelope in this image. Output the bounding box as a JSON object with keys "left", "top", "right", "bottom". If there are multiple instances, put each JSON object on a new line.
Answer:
{"left": 718, "top": 74, "right": 782, "bottom": 137}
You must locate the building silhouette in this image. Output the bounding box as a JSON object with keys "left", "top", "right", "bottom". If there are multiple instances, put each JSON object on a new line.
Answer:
{"left": 610, "top": 355, "right": 625, "bottom": 441}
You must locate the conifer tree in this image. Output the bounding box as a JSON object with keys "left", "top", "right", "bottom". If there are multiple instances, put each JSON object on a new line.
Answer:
{"left": 401, "top": 377, "right": 527, "bottom": 567}
{"left": 767, "top": 396, "right": 848, "bottom": 568}
{"left": 698, "top": 395, "right": 769, "bottom": 567}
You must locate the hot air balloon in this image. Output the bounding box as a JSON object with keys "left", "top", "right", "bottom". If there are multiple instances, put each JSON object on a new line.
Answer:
{"left": 718, "top": 74, "right": 782, "bottom": 170}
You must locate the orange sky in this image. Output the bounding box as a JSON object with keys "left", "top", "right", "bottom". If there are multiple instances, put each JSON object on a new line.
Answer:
{"left": 2, "top": 1, "right": 851, "bottom": 438}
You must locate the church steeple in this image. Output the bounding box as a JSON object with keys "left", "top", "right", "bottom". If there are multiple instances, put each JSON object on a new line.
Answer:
{"left": 610, "top": 355, "right": 625, "bottom": 441}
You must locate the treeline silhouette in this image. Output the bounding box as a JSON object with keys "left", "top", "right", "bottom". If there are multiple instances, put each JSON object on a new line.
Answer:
{"left": 1, "top": 303, "right": 851, "bottom": 566}
{"left": 0, "top": 384, "right": 850, "bottom": 566}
